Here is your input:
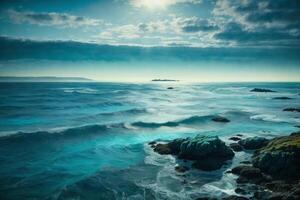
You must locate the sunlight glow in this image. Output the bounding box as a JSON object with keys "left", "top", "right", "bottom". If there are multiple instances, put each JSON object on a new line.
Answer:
{"left": 133, "top": 0, "right": 172, "bottom": 9}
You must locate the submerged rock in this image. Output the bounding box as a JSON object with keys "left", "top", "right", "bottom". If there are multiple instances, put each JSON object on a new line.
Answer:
{"left": 283, "top": 108, "right": 300, "bottom": 112}
{"left": 212, "top": 116, "right": 230, "bottom": 123}
{"left": 238, "top": 137, "right": 269, "bottom": 150}
{"left": 250, "top": 88, "right": 276, "bottom": 92}
{"left": 252, "top": 133, "right": 300, "bottom": 180}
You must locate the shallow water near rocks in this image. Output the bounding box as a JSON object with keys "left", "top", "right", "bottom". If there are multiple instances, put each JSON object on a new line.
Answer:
{"left": 0, "top": 82, "right": 299, "bottom": 199}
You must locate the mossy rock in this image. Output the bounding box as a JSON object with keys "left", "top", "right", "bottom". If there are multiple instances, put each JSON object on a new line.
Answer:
{"left": 252, "top": 134, "right": 300, "bottom": 180}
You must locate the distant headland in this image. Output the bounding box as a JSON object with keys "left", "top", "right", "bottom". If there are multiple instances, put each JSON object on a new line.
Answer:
{"left": 0, "top": 76, "right": 94, "bottom": 82}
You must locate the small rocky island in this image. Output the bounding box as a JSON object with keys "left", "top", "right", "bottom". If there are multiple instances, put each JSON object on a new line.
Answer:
{"left": 151, "top": 79, "right": 179, "bottom": 82}
{"left": 149, "top": 132, "right": 300, "bottom": 200}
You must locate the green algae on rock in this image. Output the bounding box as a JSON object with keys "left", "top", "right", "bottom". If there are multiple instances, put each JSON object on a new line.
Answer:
{"left": 252, "top": 133, "right": 300, "bottom": 180}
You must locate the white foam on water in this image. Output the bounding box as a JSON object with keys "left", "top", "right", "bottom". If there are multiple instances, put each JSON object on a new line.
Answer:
{"left": 59, "top": 87, "right": 98, "bottom": 94}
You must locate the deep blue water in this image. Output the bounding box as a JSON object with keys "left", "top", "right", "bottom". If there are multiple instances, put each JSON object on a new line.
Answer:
{"left": 0, "top": 82, "right": 299, "bottom": 200}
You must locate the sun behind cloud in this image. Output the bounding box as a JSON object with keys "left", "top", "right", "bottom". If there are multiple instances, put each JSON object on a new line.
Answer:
{"left": 132, "top": 0, "right": 170, "bottom": 9}
{"left": 131, "top": 0, "right": 202, "bottom": 10}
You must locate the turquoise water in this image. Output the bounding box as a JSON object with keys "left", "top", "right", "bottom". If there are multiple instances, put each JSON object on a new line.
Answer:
{"left": 0, "top": 82, "right": 299, "bottom": 199}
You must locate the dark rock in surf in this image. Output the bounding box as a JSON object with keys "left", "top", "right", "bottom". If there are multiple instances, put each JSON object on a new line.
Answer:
{"left": 238, "top": 137, "right": 269, "bottom": 150}
{"left": 235, "top": 188, "right": 248, "bottom": 195}
{"left": 212, "top": 116, "right": 230, "bottom": 123}
{"left": 290, "top": 131, "right": 300, "bottom": 136}
{"left": 196, "top": 197, "right": 218, "bottom": 200}
{"left": 153, "top": 143, "right": 172, "bottom": 155}
{"left": 283, "top": 108, "right": 300, "bottom": 112}
{"left": 178, "top": 136, "right": 234, "bottom": 160}
{"left": 192, "top": 157, "right": 228, "bottom": 171}
{"left": 167, "top": 87, "right": 174, "bottom": 90}
{"left": 230, "top": 143, "right": 243, "bottom": 152}
{"left": 222, "top": 196, "right": 249, "bottom": 200}
{"left": 175, "top": 165, "right": 189, "bottom": 173}
{"left": 231, "top": 165, "right": 265, "bottom": 184}
{"left": 148, "top": 141, "right": 156, "bottom": 145}
{"left": 151, "top": 135, "right": 234, "bottom": 171}
{"left": 229, "top": 136, "right": 242, "bottom": 141}
{"left": 273, "top": 97, "right": 293, "bottom": 100}
{"left": 240, "top": 161, "right": 251, "bottom": 165}
{"left": 168, "top": 138, "right": 187, "bottom": 154}
{"left": 250, "top": 88, "right": 276, "bottom": 93}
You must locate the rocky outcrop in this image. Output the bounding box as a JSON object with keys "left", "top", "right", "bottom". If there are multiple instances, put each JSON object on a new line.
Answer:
{"left": 250, "top": 88, "right": 276, "bottom": 93}
{"left": 212, "top": 116, "right": 230, "bottom": 123}
{"left": 227, "top": 132, "right": 300, "bottom": 200}
{"left": 252, "top": 133, "right": 300, "bottom": 180}
{"left": 151, "top": 135, "right": 234, "bottom": 171}
{"left": 238, "top": 137, "right": 269, "bottom": 150}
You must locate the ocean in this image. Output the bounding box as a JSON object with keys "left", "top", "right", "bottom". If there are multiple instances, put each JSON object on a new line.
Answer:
{"left": 0, "top": 82, "right": 299, "bottom": 199}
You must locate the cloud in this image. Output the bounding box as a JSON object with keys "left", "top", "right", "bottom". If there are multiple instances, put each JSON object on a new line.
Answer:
{"left": 130, "top": 0, "right": 202, "bottom": 8}
{"left": 174, "top": 17, "right": 219, "bottom": 33}
{"left": 7, "top": 10, "right": 102, "bottom": 27}
{"left": 95, "top": 16, "right": 219, "bottom": 46}
{"left": 212, "top": 0, "right": 300, "bottom": 46}
{"left": 213, "top": 0, "right": 300, "bottom": 29}
{"left": 214, "top": 22, "right": 300, "bottom": 46}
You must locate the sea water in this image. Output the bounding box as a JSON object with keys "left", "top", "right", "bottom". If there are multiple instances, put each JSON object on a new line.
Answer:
{"left": 0, "top": 82, "right": 299, "bottom": 199}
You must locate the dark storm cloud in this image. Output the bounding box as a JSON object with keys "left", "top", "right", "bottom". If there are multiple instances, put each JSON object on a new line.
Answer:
{"left": 213, "top": 0, "right": 300, "bottom": 46}
{"left": 214, "top": 22, "right": 300, "bottom": 46}
{"left": 214, "top": 0, "right": 300, "bottom": 28}
{"left": 1, "top": 36, "right": 300, "bottom": 63}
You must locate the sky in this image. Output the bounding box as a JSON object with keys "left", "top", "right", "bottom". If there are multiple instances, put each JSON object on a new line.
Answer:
{"left": 0, "top": 0, "right": 300, "bottom": 82}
